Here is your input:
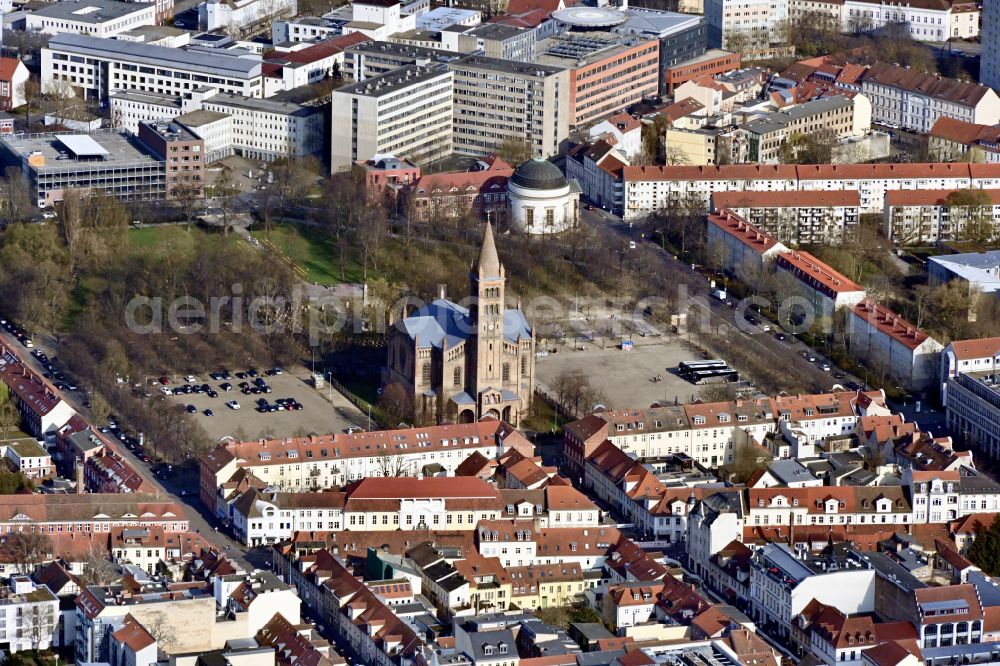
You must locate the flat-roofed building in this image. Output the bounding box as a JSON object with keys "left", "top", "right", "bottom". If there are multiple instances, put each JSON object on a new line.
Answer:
{"left": 947, "top": 371, "right": 1000, "bottom": 459}
{"left": 775, "top": 250, "right": 867, "bottom": 323}
{"left": 533, "top": 31, "right": 659, "bottom": 127}
{"left": 41, "top": 33, "right": 265, "bottom": 103}
{"left": 662, "top": 48, "right": 740, "bottom": 95}
{"left": 136, "top": 120, "right": 205, "bottom": 198}
{"left": 344, "top": 40, "right": 461, "bottom": 82}
{"left": 442, "top": 22, "right": 536, "bottom": 60}
{"left": 25, "top": 0, "right": 157, "bottom": 38}
{"left": 939, "top": 337, "right": 1000, "bottom": 407}
{"left": 449, "top": 55, "right": 569, "bottom": 160}
{"left": 201, "top": 92, "right": 325, "bottom": 161}
{"left": 743, "top": 95, "right": 867, "bottom": 163}
{"left": 884, "top": 189, "right": 1000, "bottom": 245}
{"left": 109, "top": 91, "right": 184, "bottom": 133}
{"left": 711, "top": 189, "right": 861, "bottom": 245}
{"left": 616, "top": 8, "right": 708, "bottom": 95}
{"left": 330, "top": 64, "right": 453, "bottom": 171}
{"left": 848, "top": 299, "right": 943, "bottom": 391}
{"left": 0, "top": 130, "right": 170, "bottom": 207}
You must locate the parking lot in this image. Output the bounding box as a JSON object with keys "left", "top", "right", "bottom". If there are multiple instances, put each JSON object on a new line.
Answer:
{"left": 159, "top": 365, "right": 368, "bottom": 442}
{"left": 535, "top": 336, "right": 717, "bottom": 410}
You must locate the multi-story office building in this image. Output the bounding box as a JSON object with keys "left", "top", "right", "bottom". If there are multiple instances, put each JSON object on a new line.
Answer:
{"left": 24, "top": 0, "right": 156, "bottom": 38}
{"left": 946, "top": 371, "right": 1000, "bottom": 459}
{"left": 330, "top": 64, "right": 453, "bottom": 171}
{"left": 0, "top": 131, "right": 171, "bottom": 207}
{"left": 135, "top": 120, "right": 205, "bottom": 198}
{"left": 614, "top": 8, "right": 707, "bottom": 95}
{"left": 704, "top": 0, "right": 787, "bottom": 53}
{"left": 442, "top": 22, "right": 537, "bottom": 61}
{"left": 533, "top": 30, "right": 659, "bottom": 127}
{"left": 982, "top": 0, "right": 1000, "bottom": 91}
{"left": 201, "top": 92, "right": 325, "bottom": 161}
{"left": 344, "top": 40, "right": 461, "bottom": 81}
{"left": 861, "top": 63, "right": 1000, "bottom": 134}
{"left": 449, "top": 55, "right": 569, "bottom": 159}
{"left": 41, "top": 33, "right": 264, "bottom": 104}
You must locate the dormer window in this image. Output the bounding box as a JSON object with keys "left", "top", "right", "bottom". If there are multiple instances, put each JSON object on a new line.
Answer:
{"left": 498, "top": 643, "right": 507, "bottom": 654}
{"left": 738, "top": 415, "right": 748, "bottom": 422}
{"left": 792, "top": 499, "right": 799, "bottom": 506}
{"left": 718, "top": 414, "right": 730, "bottom": 423}
{"left": 693, "top": 416, "right": 706, "bottom": 425}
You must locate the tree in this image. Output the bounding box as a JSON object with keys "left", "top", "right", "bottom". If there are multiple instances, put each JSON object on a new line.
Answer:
{"left": 375, "top": 452, "right": 414, "bottom": 477}
{"left": 16, "top": 78, "right": 41, "bottom": 129}
{"left": 209, "top": 168, "right": 240, "bottom": 235}
{"left": 0, "top": 532, "right": 52, "bottom": 575}
{"left": 173, "top": 180, "right": 203, "bottom": 231}
{"left": 498, "top": 138, "right": 532, "bottom": 166}
{"left": 1, "top": 167, "right": 34, "bottom": 225}
{"left": 698, "top": 382, "right": 739, "bottom": 403}
{"left": 777, "top": 129, "right": 838, "bottom": 165}
{"left": 968, "top": 514, "right": 1000, "bottom": 575}
{"left": 945, "top": 189, "right": 996, "bottom": 245}
{"left": 728, "top": 442, "right": 771, "bottom": 484}
{"left": 79, "top": 544, "right": 119, "bottom": 586}
{"left": 0, "top": 401, "right": 19, "bottom": 441}
{"left": 378, "top": 383, "right": 412, "bottom": 426}
{"left": 141, "top": 610, "right": 177, "bottom": 650}
{"left": 551, "top": 369, "right": 605, "bottom": 419}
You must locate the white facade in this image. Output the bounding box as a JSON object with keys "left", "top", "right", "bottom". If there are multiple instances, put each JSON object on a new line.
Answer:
{"left": 234, "top": 494, "right": 344, "bottom": 546}
{"left": 25, "top": 1, "right": 156, "bottom": 38}
{"left": 588, "top": 117, "right": 642, "bottom": 161}
{"left": 109, "top": 92, "right": 182, "bottom": 133}
{"left": 42, "top": 34, "right": 265, "bottom": 102}
{"left": 330, "top": 65, "right": 453, "bottom": 172}
{"left": 0, "top": 578, "right": 59, "bottom": 654}
{"left": 623, "top": 163, "right": 1000, "bottom": 220}
{"left": 198, "top": 0, "right": 297, "bottom": 35}
{"left": 507, "top": 174, "right": 580, "bottom": 235}
{"left": 705, "top": 0, "right": 787, "bottom": 52}
{"left": 842, "top": 0, "right": 978, "bottom": 41}
{"left": 983, "top": 0, "right": 1000, "bottom": 91}
{"left": 202, "top": 93, "right": 324, "bottom": 160}
{"left": 847, "top": 301, "right": 944, "bottom": 391}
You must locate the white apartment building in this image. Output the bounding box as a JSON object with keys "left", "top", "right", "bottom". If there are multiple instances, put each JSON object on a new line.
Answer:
{"left": 861, "top": 63, "right": 1000, "bottom": 134}
{"left": 907, "top": 469, "right": 1000, "bottom": 523}
{"left": 0, "top": 577, "right": 59, "bottom": 654}
{"left": 201, "top": 92, "right": 325, "bottom": 160}
{"left": 329, "top": 64, "right": 453, "bottom": 172}
{"left": 449, "top": 55, "right": 569, "bottom": 161}
{"left": 704, "top": 0, "right": 787, "bottom": 52}
{"left": 842, "top": 0, "right": 979, "bottom": 41}
{"left": 622, "top": 162, "right": 1000, "bottom": 220}
{"left": 705, "top": 209, "right": 789, "bottom": 282}
{"left": 200, "top": 420, "right": 529, "bottom": 517}
{"left": 884, "top": 189, "right": 1000, "bottom": 245}
{"left": 232, "top": 489, "right": 346, "bottom": 545}
{"left": 42, "top": 34, "right": 264, "bottom": 102}
{"left": 25, "top": 0, "right": 156, "bottom": 38}
{"left": 198, "top": 0, "right": 297, "bottom": 35}
{"left": 750, "top": 543, "right": 876, "bottom": 639}
{"left": 109, "top": 91, "right": 184, "bottom": 133}
{"left": 848, "top": 300, "right": 943, "bottom": 391}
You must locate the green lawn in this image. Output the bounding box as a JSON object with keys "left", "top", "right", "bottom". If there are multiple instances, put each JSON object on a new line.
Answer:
{"left": 263, "top": 224, "right": 365, "bottom": 286}
{"left": 63, "top": 275, "right": 106, "bottom": 330}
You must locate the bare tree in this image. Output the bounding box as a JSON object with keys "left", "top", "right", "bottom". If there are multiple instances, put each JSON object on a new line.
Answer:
{"left": 140, "top": 610, "right": 177, "bottom": 651}
{"left": 497, "top": 137, "right": 532, "bottom": 166}
{"left": 210, "top": 168, "right": 240, "bottom": 235}
{"left": 0, "top": 402, "right": 19, "bottom": 441}
{"left": 0, "top": 533, "right": 53, "bottom": 575}
{"left": 375, "top": 453, "right": 414, "bottom": 478}
{"left": 18, "top": 602, "right": 56, "bottom": 657}
{"left": 78, "top": 544, "right": 119, "bottom": 587}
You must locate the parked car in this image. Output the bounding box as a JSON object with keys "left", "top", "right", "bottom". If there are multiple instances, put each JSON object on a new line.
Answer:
{"left": 226, "top": 400, "right": 240, "bottom": 410}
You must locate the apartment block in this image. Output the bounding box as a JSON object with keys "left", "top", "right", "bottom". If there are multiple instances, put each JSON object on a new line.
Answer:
{"left": 774, "top": 250, "right": 867, "bottom": 323}
{"left": 743, "top": 95, "right": 867, "bottom": 163}
{"left": 848, "top": 299, "right": 944, "bottom": 391}
{"left": 704, "top": 0, "right": 788, "bottom": 53}
{"left": 449, "top": 55, "right": 569, "bottom": 160}
{"left": 946, "top": 371, "right": 1000, "bottom": 459}
{"left": 344, "top": 41, "right": 458, "bottom": 82}
{"left": 883, "top": 189, "right": 1000, "bottom": 245}
{"left": 330, "top": 64, "right": 453, "bottom": 172}
{"left": 42, "top": 33, "right": 264, "bottom": 103}
{"left": 711, "top": 190, "right": 861, "bottom": 245}
{"left": 861, "top": 63, "right": 1000, "bottom": 134}
{"left": 622, "top": 162, "right": 1000, "bottom": 220}
{"left": 0, "top": 578, "right": 59, "bottom": 654}
{"left": 982, "top": 0, "right": 1000, "bottom": 90}
{"left": 928, "top": 117, "right": 1000, "bottom": 163}
{"left": 25, "top": 0, "right": 156, "bottom": 38}
{"left": 616, "top": 8, "right": 707, "bottom": 96}
{"left": 940, "top": 337, "right": 1000, "bottom": 407}
{"left": 201, "top": 92, "right": 326, "bottom": 161}
{"left": 533, "top": 31, "right": 659, "bottom": 128}
{"left": 705, "top": 209, "right": 788, "bottom": 282}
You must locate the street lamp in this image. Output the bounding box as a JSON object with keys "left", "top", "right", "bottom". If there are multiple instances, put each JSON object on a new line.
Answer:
{"left": 858, "top": 364, "right": 869, "bottom": 390}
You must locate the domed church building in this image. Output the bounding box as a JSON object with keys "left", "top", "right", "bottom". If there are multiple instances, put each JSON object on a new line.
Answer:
{"left": 384, "top": 222, "right": 535, "bottom": 425}
{"left": 508, "top": 158, "right": 581, "bottom": 234}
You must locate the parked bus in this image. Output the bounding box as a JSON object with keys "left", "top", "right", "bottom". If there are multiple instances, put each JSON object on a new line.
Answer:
{"left": 688, "top": 368, "right": 739, "bottom": 385}
{"left": 678, "top": 359, "right": 728, "bottom": 376}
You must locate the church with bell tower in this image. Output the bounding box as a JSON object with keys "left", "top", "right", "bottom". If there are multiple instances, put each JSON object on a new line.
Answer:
{"left": 384, "top": 223, "right": 536, "bottom": 426}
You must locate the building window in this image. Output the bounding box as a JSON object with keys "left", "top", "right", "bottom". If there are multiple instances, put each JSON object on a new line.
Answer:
{"left": 502, "top": 363, "right": 510, "bottom": 382}
{"left": 421, "top": 363, "right": 431, "bottom": 384}
{"left": 525, "top": 208, "right": 534, "bottom": 228}
{"left": 453, "top": 366, "right": 461, "bottom": 387}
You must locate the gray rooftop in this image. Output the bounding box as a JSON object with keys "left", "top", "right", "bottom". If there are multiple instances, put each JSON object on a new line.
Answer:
{"left": 29, "top": 0, "right": 153, "bottom": 23}
{"left": 450, "top": 53, "right": 565, "bottom": 76}
{"left": 1, "top": 130, "right": 161, "bottom": 170}
{"left": 534, "top": 31, "right": 650, "bottom": 67}
{"left": 744, "top": 95, "right": 853, "bottom": 135}
{"left": 202, "top": 92, "right": 320, "bottom": 117}
{"left": 109, "top": 90, "right": 183, "bottom": 109}
{"left": 397, "top": 298, "right": 531, "bottom": 350}
{"left": 337, "top": 64, "right": 452, "bottom": 97}
{"left": 347, "top": 39, "right": 461, "bottom": 63}
{"left": 415, "top": 6, "right": 480, "bottom": 32}
{"left": 767, "top": 458, "right": 819, "bottom": 485}
{"left": 175, "top": 109, "right": 231, "bottom": 127}
{"left": 47, "top": 33, "right": 262, "bottom": 77}
{"left": 617, "top": 6, "right": 703, "bottom": 37}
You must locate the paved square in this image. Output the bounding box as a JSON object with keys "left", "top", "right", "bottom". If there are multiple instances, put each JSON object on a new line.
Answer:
{"left": 535, "top": 337, "right": 712, "bottom": 410}
{"left": 159, "top": 366, "right": 368, "bottom": 442}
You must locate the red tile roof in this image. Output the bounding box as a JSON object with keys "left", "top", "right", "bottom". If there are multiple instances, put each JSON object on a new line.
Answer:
{"left": 707, "top": 210, "right": 782, "bottom": 254}
{"left": 347, "top": 476, "right": 497, "bottom": 500}
{"left": 265, "top": 33, "right": 369, "bottom": 64}
{"left": 851, "top": 300, "right": 936, "bottom": 350}
{"left": 0, "top": 58, "right": 23, "bottom": 83}
{"left": 863, "top": 63, "right": 992, "bottom": 107}
{"left": 948, "top": 337, "right": 1000, "bottom": 361}
{"left": 776, "top": 250, "right": 865, "bottom": 295}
